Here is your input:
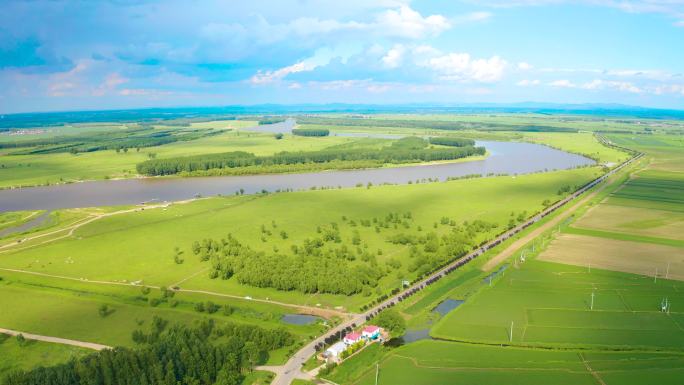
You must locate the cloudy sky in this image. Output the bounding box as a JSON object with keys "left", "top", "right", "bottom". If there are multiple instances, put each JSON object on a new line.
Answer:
{"left": 1, "top": 0, "right": 684, "bottom": 113}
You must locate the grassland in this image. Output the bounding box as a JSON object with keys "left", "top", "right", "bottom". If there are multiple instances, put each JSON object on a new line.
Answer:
{"left": 0, "top": 114, "right": 636, "bottom": 189}
{"left": 522, "top": 131, "right": 628, "bottom": 164}
{"left": 0, "top": 167, "right": 600, "bottom": 311}
{"left": 328, "top": 339, "right": 684, "bottom": 385}
{"left": 431, "top": 259, "right": 684, "bottom": 349}
{"left": 0, "top": 122, "right": 379, "bottom": 188}
{"left": 0, "top": 335, "right": 88, "bottom": 379}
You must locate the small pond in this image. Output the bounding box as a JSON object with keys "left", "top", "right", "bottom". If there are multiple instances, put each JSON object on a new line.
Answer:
{"left": 432, "top": 299, "right": 464, "bottom": 317}
{"left": 281, "top": 314, "right": 321, "bottom": 325}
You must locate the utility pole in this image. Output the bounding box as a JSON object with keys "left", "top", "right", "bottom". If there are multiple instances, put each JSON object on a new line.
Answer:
{"left": 590, "top": 291, "right": 595, "bottom": 310}
{"left": 509, "top": 321, "right": 514, "bottom": 343}
{"left": 666, "top": 262, "right": 670, "bottom": 279}
{"left": 655, "top": 268, "right": 658, "bottom": 283}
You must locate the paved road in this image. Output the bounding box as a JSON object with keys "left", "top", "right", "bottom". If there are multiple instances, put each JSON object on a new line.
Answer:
{"left": 0, "top": 328, "right": 110, "bottom": 351}
{"left": 269, "top": 152, "right": 642, "bottom": 385}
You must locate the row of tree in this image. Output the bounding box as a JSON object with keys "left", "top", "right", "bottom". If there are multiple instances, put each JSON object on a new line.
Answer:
{"left": 136, "top": 145, "right": 485, "bottom": 176}
{"left": 291, "top": 128, "right": 329, "bottom": 137}
{"left": 3, "top": 127, "right": 221, "bottom": 155}
{"left": 294, "top": 117, "right": 578, "bottom": 132}
{"left": 428, "top": 137, "right": 475, "bottom": 147}
{"left": 4, "top": 319, "right": 293, "bottom": 385}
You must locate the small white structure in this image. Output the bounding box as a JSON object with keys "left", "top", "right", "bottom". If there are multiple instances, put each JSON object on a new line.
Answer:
{"left": 325, "top": 341, "right": 347, "bottom": 359}
{"left": 362, "top": 325, "right": 381, "bottom": 340}
{"left": 343, "top": 332, "right": 362, "bottom": 345}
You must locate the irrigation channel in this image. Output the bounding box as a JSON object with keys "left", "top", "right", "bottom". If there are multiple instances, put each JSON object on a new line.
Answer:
{"left": 269, "top": 151, "right": 643, "bottom": 385}
{"left": 0, "top": 140, "right": 593, "bottom": 212}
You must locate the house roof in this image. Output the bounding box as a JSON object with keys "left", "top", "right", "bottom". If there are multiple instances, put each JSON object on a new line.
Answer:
{"left": 345, "top": 332, "right": 362, "bottom": 341}
{"left": 363, "top": 325, "right": 380, "bottom": 333}
{"left": 326, "top": 341, "right": 347, "bottom": 354}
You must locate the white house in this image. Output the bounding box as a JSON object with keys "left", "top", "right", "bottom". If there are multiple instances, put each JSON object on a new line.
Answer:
{"left": 362, "top": 325, "right": 381, "bottom": 340}
{"left": 325, "top": 341, "right": 347, "bottom": 359}
{"left": 343, "top": 332, "right": 362, "bottom": 345}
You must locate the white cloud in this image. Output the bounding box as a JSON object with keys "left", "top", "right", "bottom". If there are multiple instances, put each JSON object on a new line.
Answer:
{"left": 201, "top": 5, "right": 452, "bottom": 47}
{"left": 548, "top": 79, "right": 576, "bottom": 88}
{"left": 581, "top": 79, "right": 642, "bottom": 93}
{"left": 470, "top": 1, "right": 684, "bottom": 27}
{"left": 516, "top": 79, "right": 540, "bottom": 86}
{"left": 376, "top": 5, "right": 451, "bottom": 38}
{"left": 651, "top": 84, "right": 684, "bottom": 95}
{"left": 452, "top": 11, "right": 493, "bottom": 24}
{"left": 426, "top": 53, "right": 506, "bottom": 82}
{"left": 382, "top": 45, "right": 405, "bottom": 68}
{"left": 93, "top": 73, "right": 128, "bottom": 96}
{"left": 250, "top": 61, "right": 316, "bottom": 84}
{"left": 517, "top": 62, "right": 533, "bottom": 70}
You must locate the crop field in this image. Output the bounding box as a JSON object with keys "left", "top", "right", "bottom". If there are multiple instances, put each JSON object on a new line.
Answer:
{"left": 573, "top": 204, "right": 684, "bottom": 240}
{"left": 539, "top": 234, "right": 684, "bottom": 279}
{"left": 324, "top": 340, "right": 684, "bottom": 385}
{"left": 0, "top": 168, "right": 599, "bottom": 311}
{"left": 431, "top": 260, "right": 684, "bottom": 349}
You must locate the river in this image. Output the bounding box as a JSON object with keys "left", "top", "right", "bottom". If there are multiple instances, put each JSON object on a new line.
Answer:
{"left": 0, "top": 140, "right": 593, "bottom": 212}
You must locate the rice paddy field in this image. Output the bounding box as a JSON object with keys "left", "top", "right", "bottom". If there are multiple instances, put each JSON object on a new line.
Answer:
{"left": 329, "top": 340, "right": 684, "bottom": 385}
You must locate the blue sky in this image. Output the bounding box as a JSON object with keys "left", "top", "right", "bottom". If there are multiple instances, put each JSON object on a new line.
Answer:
{"left": 1, "top": 0, "right": 683, "bottom": 113}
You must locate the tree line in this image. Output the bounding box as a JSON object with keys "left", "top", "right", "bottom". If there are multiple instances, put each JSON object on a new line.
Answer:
{"left": 291, "top": 128, "right": 329, "bottom": 137}
{"left": 136, "top": 143, "right": 485, "bottom": 176}
{"left": 293, "top": 117, "right": 578, "bottom": 132}
{"left": 1, "top": 127, "right": 221, "bottom": 155}
{"left": 428, "top": 137, "right": 475, "bottom": 147}
{"left": 3, "top": 319, "right": 293, "bottom": 385}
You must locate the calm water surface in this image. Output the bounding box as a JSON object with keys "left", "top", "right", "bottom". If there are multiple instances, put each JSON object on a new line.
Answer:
{"left": 0, "top": 140, "right": 593, "bottom": 212}
{"left": 281, "top": 314, "right": 321, "bottom": 325}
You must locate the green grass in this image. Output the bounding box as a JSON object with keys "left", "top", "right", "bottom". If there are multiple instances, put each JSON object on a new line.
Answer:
{"left": 0, "top": 124, "right": 369, "bottom": 188}
{"left": 0, "top": 167, "right": 599, "bottom": 310}
{"left": 323, "top": 339, "right": 684, "bottom": 385}
{"left": 564, "top": 226, "right": 684, "bottom": 248}
{"left": 523, "top": 132, "right": 629, "bottom": 164}
{"left": 0, "top": 272, "right": 321, "bottom": 354}
{"left": 0, "top": 335, "right": 88, "bottom": 379}
{"left": 431, "top": 260, "right": 684, "bottom": 350}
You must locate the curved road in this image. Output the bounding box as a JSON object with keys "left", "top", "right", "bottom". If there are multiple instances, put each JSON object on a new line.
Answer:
{"left": 269, "top": 152, "right": 642, "bottom": 385}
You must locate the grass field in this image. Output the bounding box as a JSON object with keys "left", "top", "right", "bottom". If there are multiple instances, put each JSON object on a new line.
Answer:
{"left": 431, "top": 259, "right": 684, "bottom": 349}
{"left": 0, "top": 124, "right": 380, "bottom": 188}
{"left": 523, "top": 131, "right": 629, "bottom": 164}
{"left": 0, "top": 270, "right": 323, "bottom": 364}
{"left": 0, "top": 335, "right": 88, "bottom": 379}
{"left": 0, "top": 167, "right": 599, "bottom": 311}
{"left": 325, "top": 339, "right": 684, "bottom": 385}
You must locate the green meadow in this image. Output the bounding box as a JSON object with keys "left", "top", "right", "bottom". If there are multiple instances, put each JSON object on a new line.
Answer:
{"left": 327, "top": 340, "right": 684, "bottom": 385}
{"left": 0, "top": 335, "right": 88, "bottom": 379}
{"left": 431, "top": 259, "right": 684, "bottom": 349}
{"left": 0, "top": 167, "right": 600, "bottom": 311}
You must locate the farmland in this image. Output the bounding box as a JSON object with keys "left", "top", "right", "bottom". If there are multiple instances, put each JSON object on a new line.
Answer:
{"left": 329, "top": 340, "right": 684, "bottom": 385}
{"left": 0, "top": 111, "right": 681, "bottom": 384}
